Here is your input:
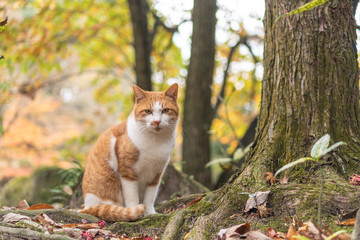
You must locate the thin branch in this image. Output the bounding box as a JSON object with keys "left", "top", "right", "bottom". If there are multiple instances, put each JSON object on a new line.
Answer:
{"left": 210, "top": 38, "right": 242, "bottom": 122}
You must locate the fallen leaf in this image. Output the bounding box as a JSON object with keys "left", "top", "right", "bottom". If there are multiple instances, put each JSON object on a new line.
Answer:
{"left": 62, "top": 223, "right": 99, "bottom": 230}
{"left": 1, "top": 206, "right": 15, "bottom": 210}
{"left": 97, "top": 220, "right": 106, "bottom": 229}
{"left": 185, "top": 194, "right": 206, "bottom": 208}
{"left": 34, "top": 213, "right": 59, "bottom": 228}
{"left": 81, "top": 230, "right": 94, "bottom": 240}
{"left": 217, "top": 223, "right": 251, "bottom": 240}
{"left": 244, "top": 191, "right": 270, "bottom": 212}
{"left": 242, "top": 230, "right": 272, "bottom": 239}
{"left": 2, "top": 213, "right": 31, "bottom": 223}
{"left": 27, "top": 203, "right": 55, "bottom": 210}
{"left": 286, "top": 224, "right": 298, "bottom": 240}
{"left": 258, "top": 205, "right": 272, "bottom": 218}
{"left": 265, "top": 172, "right": 277, "bottom": 185}
{"left": 279, "top": 173, "right": 289, "bottom": 184}
{"left": 349, "top": 174, "right": 360, "bottom": 185}
{"left": 266, "top": 228, "right": 276, "bottom": 237}
{"left": 16, "top": 199, "right": 30, "bottom": 210}
{"left": 335, "top": 218, "right": 356, "bottom": 226}
{"left": 297, "top": 221, "right": 327, "bottom": 239}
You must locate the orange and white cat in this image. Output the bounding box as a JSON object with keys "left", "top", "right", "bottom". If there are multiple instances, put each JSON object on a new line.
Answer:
{"left": 81, "top": 84, "right": 179, "bottom": 221}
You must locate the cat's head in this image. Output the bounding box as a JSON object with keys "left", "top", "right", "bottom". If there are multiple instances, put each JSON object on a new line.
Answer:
{"left": 132, "top": 83, "right": 179, "bottom": 133}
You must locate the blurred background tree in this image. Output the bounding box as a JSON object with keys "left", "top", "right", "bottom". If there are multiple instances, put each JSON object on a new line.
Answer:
{"left": 0, "top": 0, "right": 263, "bottom": 191}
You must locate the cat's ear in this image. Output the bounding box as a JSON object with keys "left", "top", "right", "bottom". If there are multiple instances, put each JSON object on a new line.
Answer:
{"left": 164, "top": 83, "right": 178, "bottom": 102}
{"left": 133, "top": 85, "right": 147, "bottom": 103}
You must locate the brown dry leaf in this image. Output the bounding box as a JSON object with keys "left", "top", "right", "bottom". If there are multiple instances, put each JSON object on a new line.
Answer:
{"left": 243, "top": 231, "right": 272, "bottom": 240}
{"left": 265, "top": 172, "right": 277, "bottom": 185}
{"left": 258, "top": 204, "right": 272, "bottom": 218}
{"left": 266, "top": 228, "right": 279, "bottom": 238}
{"left": 34, "top": 213, "right": 59, "bottom": 227}
{"left": 2, "top": 213, "right": 31, "bottom": 223}
{"left": 286, "top": 224, "right": 298, "bottom": 240}
{"left": 244, "top": 191, "right": 270, "bottom": 212}
{"left": 27, "top": 203, "right": 55, "bottom": 210}
{"left": 1, "top": 206, "right": 15, "bottom": 210}
{"left": 61, "top": 223, "right": 99, "bottom": 229}
{"left": 298, "top": 221, "right": 327, "bottom": 239}
{"left": 217, "top": 223, "right": 251, "bottom": 240}
{"left": 185, "top": 194, "right": 206, "bottom": 208}
{"left": 335, "top": 218, "right": 356, "bottom": 226}
{"left": 279, "top": 174, "right": 289, "bottom": 184}
{"left": 16, "top": 199, "right": 30, "bottom": 210}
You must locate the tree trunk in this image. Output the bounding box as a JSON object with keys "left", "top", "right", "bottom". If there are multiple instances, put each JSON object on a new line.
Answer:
{"left": 182, "top": 0, "right": 217, "bottom": 186}
{"left": 243, "top": 0, "right": 360, "bottom": 183}
{"left": 127, "top": 0, "right": 152, "bottom": 91}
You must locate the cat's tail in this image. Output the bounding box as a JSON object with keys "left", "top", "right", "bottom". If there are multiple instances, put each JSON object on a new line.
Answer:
{"left": 81, "top": 204, "right": 146, "bottom": 222}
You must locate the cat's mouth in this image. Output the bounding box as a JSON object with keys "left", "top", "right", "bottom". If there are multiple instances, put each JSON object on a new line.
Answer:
{"left": 155, "top": 127, "right": 161, "bottom": 132}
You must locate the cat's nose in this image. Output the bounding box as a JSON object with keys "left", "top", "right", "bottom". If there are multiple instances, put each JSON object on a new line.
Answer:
{"left": 152, "top": 120, "right": 161, "bottom": 126}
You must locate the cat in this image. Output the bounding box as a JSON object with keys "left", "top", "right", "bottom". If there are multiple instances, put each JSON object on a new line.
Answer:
{"left": 81, "top": 83, "right": 179, "bottom": 221}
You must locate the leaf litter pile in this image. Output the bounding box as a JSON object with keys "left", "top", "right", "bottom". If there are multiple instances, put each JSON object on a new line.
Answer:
{"left": 1, "top": 200, "right": 158, "bottom": 240}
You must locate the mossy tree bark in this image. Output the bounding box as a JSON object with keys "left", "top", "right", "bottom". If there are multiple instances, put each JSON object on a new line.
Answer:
{"left": 243, "top": 0, "right": 360, "bottom": 184}
{"left": 182, "top": 0, "right": 217, "bottom": 186}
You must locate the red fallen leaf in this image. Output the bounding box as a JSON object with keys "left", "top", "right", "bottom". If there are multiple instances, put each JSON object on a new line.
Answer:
{"left": 81, "top": 231, "right": 94, "bottom": 240}
{"left": 27, "top": 203, "right": 55, "bottom": 210}
{"left": 349, "top": 174, "right": 360, "bottom": 185}
{"left": 61, "top": 223, "right": 99, "bottom": 229}
{"left": 185, "top": 194, "right": 206, "bottom": 208}
{"left": 97, "top": 220, "right": 106, "bottom": 229}
{"left": 16, "top": 199, "right": 29, "bottom": 210}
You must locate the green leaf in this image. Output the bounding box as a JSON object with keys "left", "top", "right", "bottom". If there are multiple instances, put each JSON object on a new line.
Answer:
{"left": 321, "top": 141, "right": 347, "bottom": 156}
{"left": 325, "top": 230, "right": 347, "bottom": 240}
{"left": 205, "top": 158, "right": 232, "bottom": 168}
{"left": 280, "top": 0, "right": 329, "bottom": 19}
{"left": 325, "top": 230, "right": 346, "bottom": 240}
{"left": 311, "top": 134, "right": 330, "bottom": 159}
{"left": 292, "top": 236, "right": 311, "bottom": 240}
{"left": 274, "top": 157, "right": 315, "bottom": 177}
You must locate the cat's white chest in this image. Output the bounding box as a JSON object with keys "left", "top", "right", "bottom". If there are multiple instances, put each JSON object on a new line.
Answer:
{"left": 127, "top": 116, "right": 176, "bottom": 180}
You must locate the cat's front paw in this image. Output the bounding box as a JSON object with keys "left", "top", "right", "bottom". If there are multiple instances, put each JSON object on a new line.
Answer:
{"left": 144, "top": 208, "right": 157, "bottom": 216}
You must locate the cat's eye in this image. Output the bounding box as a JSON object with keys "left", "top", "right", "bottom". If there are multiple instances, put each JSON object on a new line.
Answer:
{"left": 144, "top": 110, "right": 152, "bottom": 114}
{"left": 162, "top": 108, "right": 170, "bottom": 113}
